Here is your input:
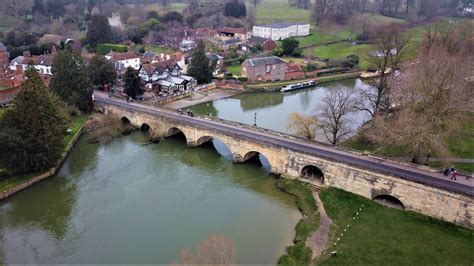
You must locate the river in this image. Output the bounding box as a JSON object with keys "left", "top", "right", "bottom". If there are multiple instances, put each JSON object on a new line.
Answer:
{"left": 0, "top": 133, "right": 301, "bottom": 264}
{"left": 191, "top": 79, "right": 372, "bottom": 139}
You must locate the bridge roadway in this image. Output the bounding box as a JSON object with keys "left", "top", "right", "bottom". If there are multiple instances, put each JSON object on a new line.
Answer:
{"left": 94, "top": 91, "right": 474, "bottom": 196}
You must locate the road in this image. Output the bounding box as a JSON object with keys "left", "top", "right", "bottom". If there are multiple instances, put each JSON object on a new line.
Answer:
{"left": 94, "top": 91, "right": 474, "bottom": 196}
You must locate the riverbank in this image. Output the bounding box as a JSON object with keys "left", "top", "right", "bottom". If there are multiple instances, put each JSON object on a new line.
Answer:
{"left": 164, "top": 89, "right": 242, "bottom": 109}
{"left": 0, "top": 114, "right": 88, "bottom": 199}
{"left": 244, "top": 72, "right": 362, "bottom": 92}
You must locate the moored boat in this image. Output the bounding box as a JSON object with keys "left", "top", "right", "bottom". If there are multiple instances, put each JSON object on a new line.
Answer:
{"left": 281, "top": 80, "right": 317, "bottom": 92}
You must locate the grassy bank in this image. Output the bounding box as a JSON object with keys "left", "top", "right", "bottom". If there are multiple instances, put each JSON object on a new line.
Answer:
{"left": 317, "top": 188, "right": 474, "bottom": 265}
{"left": 0, "top": 114, "right": 89, "bottom": 192}
{"left": 276, "top": 178, "right": 319, "bottom": 265}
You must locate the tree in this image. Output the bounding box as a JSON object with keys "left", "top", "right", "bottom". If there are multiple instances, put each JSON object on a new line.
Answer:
{"left": 161, "top": 11, "right": 184, "bottom": 23}
{"left": 282, "top": 38, "right": 300, "bottom": 56}
{"left": 176, "top": 234, "right": 237, "bottom": 264}
{"left": 356, "top": 23, "right": 411, "bottom": 118}
{"left": 317, "top": 87, "right": 356, "bottom": 145}
{"left": 367, "top": 45, "right": 473, "bottom": 164}
{"left": 287, "top": 112, "right": 318, "bottom": 140}
{"left": 187, "top": 41, "right": 215, "bottom": 84}
{"left": 4, "top": 0, "right": 34, "bottom": 18}
{"left": 85, "top": 14, "right": 114, "bottom": 47}
{"left": 224, "top": 0, "right": 247, "bottom": 18}
{"left": 89, "top": 55, "right": 117, "bottom": 88}
{"left": 0, "top": 66, "right": 66, "bottom": 175}
{"left": 124, "top": 67, "right": 144, "bottom": 99}
{"left": 50, "top": 48, "right": 93, "bottom": 113}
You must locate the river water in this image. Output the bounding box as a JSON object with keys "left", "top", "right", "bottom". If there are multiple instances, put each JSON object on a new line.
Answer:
{"left": 191, "top": 79, "right": 371, "bottom": 139}
{"left": 0, "top": 133, "right": 301, "bottom": 264}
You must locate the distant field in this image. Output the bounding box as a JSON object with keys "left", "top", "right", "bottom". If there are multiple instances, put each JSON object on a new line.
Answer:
{"left": 169, "top": 2, "right": 187, "bottom": 12}
{"left": 0, "top": 16, "right": 17, "bottom": 32}
{"left": 252, "top": 0, "right": 311, "bottom": 24}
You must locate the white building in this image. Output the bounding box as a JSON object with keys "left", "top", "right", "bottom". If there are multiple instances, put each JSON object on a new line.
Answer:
{"left": 252, "top": 22, "right": 310, "bottom": 41}
{"left": 9, "top": 52, "right": 54, "bottom": 75}
{"left": 105, "top": 52, "right": 141, "bottom": 70}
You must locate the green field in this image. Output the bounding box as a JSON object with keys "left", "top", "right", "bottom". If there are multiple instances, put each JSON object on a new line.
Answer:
{"left": 0, "top": 16, "right": 17, "bottom": 32}
{"left": 253, "top": 0, "right": 311, "bottom": 24}
{"left": 313, "top": 43, "right": 373, "bottom": 69}
{"left": 226, "top": 64, "right": 242, "bottom": 77}
{"left": 317, "top": 188, "right": 474, "bottom": 265}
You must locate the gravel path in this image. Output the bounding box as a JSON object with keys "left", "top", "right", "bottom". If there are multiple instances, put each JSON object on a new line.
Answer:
{"left": 307, "top": 191, "right": 333, "bottom": 259}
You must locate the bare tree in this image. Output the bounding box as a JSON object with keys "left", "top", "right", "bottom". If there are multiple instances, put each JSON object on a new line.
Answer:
{"left": 317, "top": 87, "right": 356, "bottom": 145}
{"left": 356, "top": 23, "right": 411, "bottom": 118}
{"left": 287, "top": 112, "right": 318, "bottom": 140}
{"left": 175, "top": 234, "right": 237, "bottom": 265}
{"left": 367, "top": 46, "right": 473, "bottom": 164}
{"left": 4, "top": 0, "right": 34, "bottom": 18}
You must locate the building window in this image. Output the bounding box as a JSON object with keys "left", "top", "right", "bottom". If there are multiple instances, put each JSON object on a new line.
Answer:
{"left": 266, "top": 65, "right": 271, "bottom": 73}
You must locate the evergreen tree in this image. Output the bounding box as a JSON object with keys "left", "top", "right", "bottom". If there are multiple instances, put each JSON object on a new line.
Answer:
{"left": 86, "top": 14, "right": 114, "bottom": 47}
{"left": 89, "top": 55, "right": 117, "bottom": 88}
{"left": 187, "top": 41, "right": 215, "bottom": 84}
{"left": 124, "top": 67, "right": 144, "bottom": 99}
{"left": 50, "top": 47, "right": 93, "bottom": 113}
{"left": 224, "top": 0, "right": 247, "bottom": 18}
{"left": 0, "top": 66, "right": 66, "bottom": 175}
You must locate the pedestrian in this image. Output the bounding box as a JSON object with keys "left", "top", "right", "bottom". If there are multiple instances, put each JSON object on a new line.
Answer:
{"left": 450, "top": 170, "right": 458, "bottom": 181}
{"left": 443, "top": 167, "right": 449, "bottom": 176}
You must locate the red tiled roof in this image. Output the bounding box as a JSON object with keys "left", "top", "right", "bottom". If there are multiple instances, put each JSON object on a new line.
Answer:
{"left": 108, "top": 52, "right": 138, "bottom": 61}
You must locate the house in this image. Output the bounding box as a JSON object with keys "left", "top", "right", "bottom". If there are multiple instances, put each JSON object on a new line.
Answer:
{"left": 138, "top": 60, "right": 197, "bottom": 94}
{"left": 206, "top": 52, "right": 224, "bottom": 75}
{"left": 218, "top": 27, "right": 249, "bottom": 41}
{"left": 243, "top": 36, "right": 277, "bottom": 52}
{"left": 105, "top": 52, "right": 140, "bottom": 70}
{"left": 218, "top": 38, "right": 245, "bottom": 51}
{"left": 285, "top": 63, "right": 304, "bottom": 80}
{"left": 241, "top": 56, "right": 286, "bottom": 82}
{"left": 179, "top": 39, "right": 197, "bottom": 52}
{"left": 252, "top": 22, "right": 310, "bottom": 40}
{"left": 9, "top": 51, "right": 55, "bottom": 76}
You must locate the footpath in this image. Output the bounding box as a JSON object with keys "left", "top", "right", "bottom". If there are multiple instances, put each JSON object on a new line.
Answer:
{"left": 307, "top": 191, "right": 333, "bottom": 259}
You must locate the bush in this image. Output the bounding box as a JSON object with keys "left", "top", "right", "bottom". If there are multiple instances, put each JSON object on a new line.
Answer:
{"left": 238, "top": 77, "right": 248, "bottom": 82}
{"left": 303, "top": 62, "right": 318, "bottom": 71}
{"left": 346, "top": 54, "right": 360, "bottom": 68}
{"left": 95, "top": 44, "right": 128, "bottom": 55}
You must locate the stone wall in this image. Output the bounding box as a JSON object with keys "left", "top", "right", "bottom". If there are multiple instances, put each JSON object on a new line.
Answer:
{"left": 97, "top": 103, "right": 474, "bottom": 228}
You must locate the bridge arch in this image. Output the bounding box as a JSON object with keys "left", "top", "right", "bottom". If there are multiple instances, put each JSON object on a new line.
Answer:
{"left": 301, "top": 165, "right": 324, "bottom": 185}
{"left": 121, "top": 116, "right": 131, "bottom": 125}
{"left": 195, "top": 136, "right": 234, "bottom": 159}
{"left": 372, "top": 194, "right": 405, "bottom": 209}
{"left": 140, "top": 123, "right": 150, "bottom": 131}
{"left": 242, "top": 151, "right": 272, "bottom": 171}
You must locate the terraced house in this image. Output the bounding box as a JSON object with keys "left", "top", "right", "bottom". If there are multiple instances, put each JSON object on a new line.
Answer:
{"left": 252, "top": 22, "right": 310, "bottom": 40}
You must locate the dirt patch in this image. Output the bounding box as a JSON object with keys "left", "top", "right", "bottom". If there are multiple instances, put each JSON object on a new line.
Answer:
{"left": 306, "top": 191, "right": 333, "bottom": 259}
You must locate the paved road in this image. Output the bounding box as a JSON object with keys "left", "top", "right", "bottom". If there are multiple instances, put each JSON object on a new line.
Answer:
{"left": 94, "top": 91, "right": 474, "bottom": 196}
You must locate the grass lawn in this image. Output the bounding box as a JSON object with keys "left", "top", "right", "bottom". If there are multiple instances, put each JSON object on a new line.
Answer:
{"left": 313, "top": 43, "right": 373, "bottom": 69}
{"left": 0, "top": 16, "right": 18, "bottom": 32}
{"left": 317, "top": 188, "right": 474, "bottom": 265}
{"left": 253, "top": 0, "right": 311, "bottom": 24}
{"left": 169, "top": 2, "right": 187, "bottom": 11}
{"left": 144, "top": 44, "right": 177, "bottom": 54}
{"left": 226, "top": 64, "right": 242, "bottom": 77}
{"left": 0, "top": 114, "right": 89, "bottom": 192}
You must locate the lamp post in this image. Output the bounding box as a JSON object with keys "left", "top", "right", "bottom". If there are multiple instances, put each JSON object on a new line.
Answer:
{"left": 254, "top": 112, "right": 257, "bottom": 127}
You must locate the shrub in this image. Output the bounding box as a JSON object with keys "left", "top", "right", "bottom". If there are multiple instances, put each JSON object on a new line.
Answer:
{"left": 346, "top": 54, "right": 359, "bottom": 68}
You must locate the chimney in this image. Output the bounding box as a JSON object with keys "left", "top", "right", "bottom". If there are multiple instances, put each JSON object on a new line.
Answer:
{"left": 166, "top": 54, "right": 170, "bottom": 60}
{"left": 160, "top": 53, "right": 164, "bottom": 59}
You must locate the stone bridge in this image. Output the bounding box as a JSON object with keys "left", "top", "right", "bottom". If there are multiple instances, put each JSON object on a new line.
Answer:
{"left": 94, "top": 95, "right": 473, "bottom": 228}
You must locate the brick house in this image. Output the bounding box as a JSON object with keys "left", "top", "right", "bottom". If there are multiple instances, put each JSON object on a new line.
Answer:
{"left": 243, "top": 36, "right": 277, "bottom": 52}
{"left": 241, "top": 56, "right": 286, "bottom": 82}
{"left": 285, "top": 63, "right": 304, "bottom": 80}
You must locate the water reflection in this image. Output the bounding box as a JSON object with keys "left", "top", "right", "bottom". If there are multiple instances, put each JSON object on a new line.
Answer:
{"left": 191, "top": 79, "right": 372, "bottom": 138}
{"left": 0, "top": 133, "right": 300, "bottom": 264}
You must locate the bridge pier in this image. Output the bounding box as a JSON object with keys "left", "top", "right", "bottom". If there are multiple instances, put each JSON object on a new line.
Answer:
{"left": 232, "top": 153, "right": 244, "bottom": 164}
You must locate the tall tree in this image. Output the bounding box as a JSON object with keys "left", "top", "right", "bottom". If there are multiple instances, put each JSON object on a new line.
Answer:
{"left": 356, "top": 23, "right": 410, "bottom": 117}
{"left": 86, "top": 14, "right": 114, "bottom": 47}
{"left": 367, "top": 46, "right": 473, "bottom": 164}
{"left": 224, "top": 0, "right": 247, "bottom": 18}
{"left": 317, "top": 87, "right": 356, "bottom": 145}
{"left": 287, "top": 112, "right": 318, "bottom": 140}
{"left": 187, "top": 41, "right": 215, "bottom": 85}
{"left": 50, "top": 47, "right": 93, "bottom": 113}
{"left": 89, "top": 55, "right": 117, "bottom": 88}
{"left": 0, "top": 66, "right": 66, "bottom": 175}
{"left": 124, "top": 67, "right": 144, "bottom": 99}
